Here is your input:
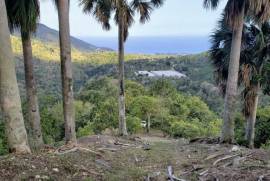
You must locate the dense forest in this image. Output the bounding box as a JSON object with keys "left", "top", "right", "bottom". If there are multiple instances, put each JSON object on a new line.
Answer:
{"left": 1, "top": 0, "right": 270, "bottom": 180}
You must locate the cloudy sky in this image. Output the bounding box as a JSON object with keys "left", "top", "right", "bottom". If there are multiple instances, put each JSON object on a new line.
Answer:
{"left": 40, "top": 0, "right": 227, "bottom": 37}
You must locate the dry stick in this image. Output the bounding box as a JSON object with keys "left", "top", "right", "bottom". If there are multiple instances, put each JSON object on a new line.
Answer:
{"left": 205, "top": 152, "right": 225, "bottom": 160}
{"left": 167, "top": 166, "right": 187, "bottom": 181}
{"left": 199, "top": 169, "right": 209, "bottom": 176}
{"left": 55, "top": 146, "right": 102, "bottom": 157}
{"left": 114, "top": 141, "right": 132, "bottom": 147}
{"left": 213, "top": 154, "right": 240, "bottom": 166}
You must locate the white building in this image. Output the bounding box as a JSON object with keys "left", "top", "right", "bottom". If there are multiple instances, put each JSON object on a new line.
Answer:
{"left": 135, "top": 70, "right": 186, "bottom": 78}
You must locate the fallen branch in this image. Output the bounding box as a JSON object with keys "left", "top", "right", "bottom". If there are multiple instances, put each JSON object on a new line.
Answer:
{"left": 55, "top": 147, "right": 78, "bottom": 155}
{"left": 55, "top": 146, "right": 102, "bottom": 157}
{"left": 205, "top": 152, "right": 225, "bottom": 160}
{"left": 167, "top": 166, "right": 187, "bottom": 181}
{"left": 199, "top": 169, "right": 208, "bottom": 176}
{"left": 114, "top": 141, "right": 132, "bottom": 147}
{"left": 213, "top": 154, "right": 240, "bottom": 166}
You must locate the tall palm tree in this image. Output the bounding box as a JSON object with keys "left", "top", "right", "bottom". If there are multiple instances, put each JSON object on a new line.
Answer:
{"left": 80, "top": 0, "right": 164, "bottom": 136}
{"left": 53, "top": 0, "right": 76, "bottom": 144}
{"left": 204, "top": 0, "right": 270, "bottom": 143}
{"left": 6, "top": 0, "right": 43, "bottom": 150}
{"left": 210, "top": 16, "right": 270, "bottom": 148}
{"left": 0, "top": 0, "right": 31, "bottom": 153}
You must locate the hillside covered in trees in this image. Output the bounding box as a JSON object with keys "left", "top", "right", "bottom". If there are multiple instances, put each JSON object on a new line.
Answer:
{"left": 2, "top": 0, "right": 270, "bottom": 180}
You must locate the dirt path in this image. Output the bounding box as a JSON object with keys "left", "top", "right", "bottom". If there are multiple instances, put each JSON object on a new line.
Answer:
{"left": 0, "top": 135, "right": 270, "bottom": 181}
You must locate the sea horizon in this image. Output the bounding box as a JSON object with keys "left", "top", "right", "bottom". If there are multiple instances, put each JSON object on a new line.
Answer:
{"left": 80, "top": 36, "right": 211, "bottom": 55}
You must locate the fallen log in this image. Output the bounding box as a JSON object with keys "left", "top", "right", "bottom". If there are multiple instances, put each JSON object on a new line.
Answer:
{"left": 213, "top": 154, "right": 240, "bottom": 166}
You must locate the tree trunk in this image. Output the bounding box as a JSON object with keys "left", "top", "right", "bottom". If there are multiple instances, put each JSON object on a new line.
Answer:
{"left": 146, "top": 114, "right": 151, "bottom": 133}
{"left": 57, "top": 0, "right": 76, "bottom": 144}
{"left": 245, "top": 84, "right": 260, "bottom": 149}
{"left": 21, "top": 32, "right": 43, "bottom": 150}
{"left": 0, "top": 0, "right": 31, "bottom": 154}
{"left": 221, "top": 7, "right": 245, "bottom": 144}
{"left": 118, "top": 13, "right": 128, "bottom": 136}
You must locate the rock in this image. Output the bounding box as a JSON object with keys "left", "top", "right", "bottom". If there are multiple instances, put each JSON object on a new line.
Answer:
{"left": 41, "top": 175, "right": 50, "bottom": 180}
{"left": 143, "top": 143, "right": 151, "bottom": 151}
{"left": 231, "top": 145, "right": 240, "bottom": 152}
{"left": 145, "top": 171, "right": 161, "bottom": 180}
{"left": 52, "top": 168, "right": 59, "bottom": 172}
{"left": 177, "top": 138, "right": 189, "bottom": 145}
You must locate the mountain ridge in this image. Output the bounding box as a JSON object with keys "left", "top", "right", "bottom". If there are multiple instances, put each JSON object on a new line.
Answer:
{"left": 13, "top": 23, "right": 112, "bottom": 52}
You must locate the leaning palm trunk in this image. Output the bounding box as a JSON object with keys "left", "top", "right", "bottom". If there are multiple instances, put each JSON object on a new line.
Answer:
{"left": 221, "top": 7, "right": 245, "bottom": 144}
{"left": 118, "top": 14, "right": 128, "bottom": 136}
{"left": 21, "top": 32, "right": 43, "bottom": 150}
{"left": 0, "top": 0, "right": 31, "bottom": 154}
{"left": 57, "top": 0, "right": 76, "bottom": 144}
{"left": 245, "top": 83, "right": 260, "bottom": 148}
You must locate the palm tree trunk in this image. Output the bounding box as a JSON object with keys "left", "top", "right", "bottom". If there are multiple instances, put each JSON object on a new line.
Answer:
{"left": 118, "top": 14, "right": 128, "bottom": 136}
{"left": 0, "top": 0, "right": 31, "bottom": 154}
{"left": 221, "top": 7, "right": 245, "bottom": 144}
{"left": 57, "top": 0, "right": 76, "bottom": 144}
{"left": 146, "top": 114, "right": 151, "bottom": 133}
{"left": 245, "top": 84, "right": 260, "bottom": 149}
{"left": 21, "top": 32, "right": 43, "bottom": 150}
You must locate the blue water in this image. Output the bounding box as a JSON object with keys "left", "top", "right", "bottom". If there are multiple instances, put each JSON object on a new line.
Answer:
{"left": 81, "top": 36, "right": 211, "bottom": 55}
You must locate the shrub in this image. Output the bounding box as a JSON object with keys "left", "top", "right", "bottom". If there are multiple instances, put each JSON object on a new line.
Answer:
{"left": 77, "top": 122, "right": 94, "bottom": 137}
{"left": 126, "top": 116, "right": 142, "bottom": 134}
{"left": 170, "top": 120, "right": 203, "bottom": 139}
{"left": 0, "top": 122, "right": 8, "bottom": 155}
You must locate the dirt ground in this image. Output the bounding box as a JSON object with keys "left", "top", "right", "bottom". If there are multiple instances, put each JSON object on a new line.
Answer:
{"left": 0, "top": 133, "right": 270, "bottom": 181}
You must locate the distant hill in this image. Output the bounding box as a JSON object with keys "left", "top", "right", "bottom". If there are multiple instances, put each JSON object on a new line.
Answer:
{"left": 13, "top": 23, "right": 112, "bottom": 52}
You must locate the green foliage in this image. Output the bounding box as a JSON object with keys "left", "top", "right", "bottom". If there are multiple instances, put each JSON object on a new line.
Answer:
{"left": 77, "top": 122, "right": 94, "bottom": 138}
{"left": 40, "top": 101, "right": 64, "bottom": 144}
{"left": 129, "top": 96, "right": 161, "bottom": 120}
{"left": 170, "top": 120, "right": 203, "bottom": 139}
{"left": 234, "top": 107, "right": 270, "bottom": 148}
{"left": 254, "top": 107, "right": 270, "bottom": 148}
{"left": 149, "top": 79, "right": 177, "bottom": 97}
{"left": 126, "top": 116, "right": 142, "bottom": 134}
{"left": 76, "top": 77, "right": 221, "bottom": 138}
{"left": 0, "top": 122, "right": 8, "bottom": 155}
{"left": 39, "top": 95, "right": 94, "bottom": 144}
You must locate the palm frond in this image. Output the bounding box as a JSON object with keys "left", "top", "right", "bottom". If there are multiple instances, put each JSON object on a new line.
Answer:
{"left": 5, "top": 0, "right": 40, "bottom": 38}
{"left": 131, "top": 0, "right": 152, "bottom": 24}
{"left": 248, "top": 0, "right": 270, "bottom": 23}
{"left": 224, "top": 0, "right": 246, "bottom": 29}
{"left": 203, "top": 0, "right": 220, "bottom": 10}
{"left": 150, "top": 0, "right": 165, "bottom": 8}
{"left": 80, "top": 0, "right": 112, "bottom": 30}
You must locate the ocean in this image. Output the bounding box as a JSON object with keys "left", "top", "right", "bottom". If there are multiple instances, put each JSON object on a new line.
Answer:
{"left": 82, "top": 36, "right": 211, "bottom": 55}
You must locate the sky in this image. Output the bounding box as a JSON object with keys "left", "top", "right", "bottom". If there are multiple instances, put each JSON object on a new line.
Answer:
{"left": 40, "top": 0, "right": 227, "bottom": 38}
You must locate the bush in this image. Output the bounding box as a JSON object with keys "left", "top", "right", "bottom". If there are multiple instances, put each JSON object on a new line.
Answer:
{"left": 126, "top": 116, "right": 142, "bottom": 134}
{"left": 0, "top": 122, "right": 8, "bottom": 155}
{"left": 234, "top": 107, "right": 270, "bottom": 148}
{"left": 254, "top": 107, "right": 270, "bottom": 148}
{"left": 170, "top": 121, "right": 203, "bottom": 139}
{"left": 77, "top": 122, "right": 94, "bottom": 137}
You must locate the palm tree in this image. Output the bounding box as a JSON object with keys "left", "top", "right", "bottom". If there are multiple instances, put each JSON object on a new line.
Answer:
{"left": 210, "top": 16, "right": 270, "bottom": 148}
{"left": 204, "top": 0, "right": 270, "bottom": 143}
{"left": 80, "top": 0, "right": 164, "bottom": 136}
{"left": 53, "top": 0, "right": 76, "bottom": 144}
{"left": 0, "top": 0, "right": 31, "bottom": 153}
{"left": 5, "top": 0, "right": 43, "bottom": 150}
